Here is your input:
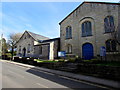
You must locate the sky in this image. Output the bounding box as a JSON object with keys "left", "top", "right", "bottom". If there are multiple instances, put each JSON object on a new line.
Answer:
{"left": 0, "top": 0, "right": 120, "bottom": 40}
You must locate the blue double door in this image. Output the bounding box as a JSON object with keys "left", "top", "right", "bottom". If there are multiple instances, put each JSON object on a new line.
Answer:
{"left": 82, "top": 43, "right": 94, "bottom": 60}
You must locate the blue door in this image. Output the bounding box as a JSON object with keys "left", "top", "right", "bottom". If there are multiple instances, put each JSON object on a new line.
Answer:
{"left": 82, "top": 43, "right": 94, "bottom": 60}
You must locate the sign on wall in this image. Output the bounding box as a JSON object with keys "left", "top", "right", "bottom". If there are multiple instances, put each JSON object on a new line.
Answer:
{"left": 100, "top": 46, "right": 106, "bottom": 57}
{"left": 58, "top": 51, "right": 66, "bottom": 57}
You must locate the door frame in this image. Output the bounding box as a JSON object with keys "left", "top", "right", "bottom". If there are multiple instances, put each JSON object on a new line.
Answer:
{"left": 82, "top": 43, "right": 94, "bottom": 60}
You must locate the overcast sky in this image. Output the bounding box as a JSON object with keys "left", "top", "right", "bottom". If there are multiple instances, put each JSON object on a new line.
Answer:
{"left": 0, "top": 0, "right": 120, "bottom": 40}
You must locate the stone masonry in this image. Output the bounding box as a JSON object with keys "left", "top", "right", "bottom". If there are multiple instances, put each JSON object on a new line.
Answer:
{"left": 59, "top": 2, "right": 120, "bottom": 59}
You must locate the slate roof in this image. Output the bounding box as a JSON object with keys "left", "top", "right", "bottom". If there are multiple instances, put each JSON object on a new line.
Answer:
{"left": 38, "top": 37, "right": 60, "bottom": 43}
{"left": 15, "top": 31, "right": 49, "bottom": 46}
{"left": 27, "top": 31, "right": 49, "bottom": 41}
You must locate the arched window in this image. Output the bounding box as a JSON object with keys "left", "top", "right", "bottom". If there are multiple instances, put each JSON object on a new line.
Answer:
{"left": 19, "top": 46, "right": 21, "bottom": 53}
{"left": 82, "top": 21, "right": 92, "bottom": 37}
{"left": 106, "top": 39, "right": 116, "bottom": 52}
{"left": 39, "top": 46, "right": 42, "bottom": 54}
{"left": 111, "top": 40, "right": 116, "bottom": 51}
{"left": 106, "top": 40, "right": 111, "bottom": 52}
{"left": 104, "top": 16, "right": 115, "bottom": 33}
{"left": 27, "top": 44, "right": 30, "bottom": 53}
{"left": 66, "top": 44, "right": 72, "bottom": 54}
{"left": 66, "top": 26, "right": 72, "bottom": 39}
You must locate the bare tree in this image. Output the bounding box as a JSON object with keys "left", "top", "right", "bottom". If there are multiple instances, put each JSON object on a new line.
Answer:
{"left": 111, "top": 5, "right": 120, "bottom": 45}
{"left": 0, "top": 38, "right": 7, "bottom": 58}
{"left": 7, "top": 33, "right": 22, "bottom": 59}
{"left": 117, "top": 3, "right": 120, "bottom": 44}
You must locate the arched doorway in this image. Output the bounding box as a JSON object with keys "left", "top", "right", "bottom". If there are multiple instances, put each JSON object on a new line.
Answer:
{"left": 82, "top": 43, "right": 94, "bottom": 60}
{"left": 23, "top": 48, "right": 26, "bottom": 57}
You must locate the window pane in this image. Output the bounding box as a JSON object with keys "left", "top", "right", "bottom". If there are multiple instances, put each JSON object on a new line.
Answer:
{"left": 69, "top": 27, "right": 72, "bottom": 38}
{"left": 111, "top": 40, "right": 116, "bottom": 51}
{"left": 66, "top": 26, "right": 72, "bottom": 39}
{"left": 104, "top": 18, "right": 109, "bottom": 32}
{"left": 109, "top": 16, "right": 115, "bottom": 32}
{"left": 69, "top": 45, "right": 72, "bottom": 53}
{"left": 67, "top": 45, "right": 72, "bottom": 53}
{"left": 66, "top": 27, "right": 68, "bottom": 39}
{"left": 82, "top": 23, "right": 86, "bottom": 36}
{"left": 68, "top": 27, "right": 70, "bottom": 38}
{"left": 19, "top": 46, "right": 21, "bottom": 53}
{"left": 82, "top": 21, "right": 92, "bottom": 36}
{"left": 104, "top": 16, "right": 114, "bottom": 33}
{"left": 39, "top": 46, "right": 42, "bottom": 54}
{"left": 87, "top": 22, "right": 92, "bottom": 36}
{"left": 106, "top": 40, "right": 111, "bottom": 52}
{"left": 27, "top": 44, "right": 30, "bottom": 53}
{"left": 67, "top": 46, "right": 69, "bottom": 53}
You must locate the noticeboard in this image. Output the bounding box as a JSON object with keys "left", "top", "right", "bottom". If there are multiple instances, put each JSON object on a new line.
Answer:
{"left": 100, "top": 46, "right": 106, "bottom": 57}
{"left": 58, "top": 51, "right": 66, "bottom": 57}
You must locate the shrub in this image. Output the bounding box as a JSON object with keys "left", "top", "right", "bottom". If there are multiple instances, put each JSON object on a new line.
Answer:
{"left": 58, "top": 59, "right": 66, "bottom": 62}
{"left": 66, "top": 58, "right": 76, "bottom": 63}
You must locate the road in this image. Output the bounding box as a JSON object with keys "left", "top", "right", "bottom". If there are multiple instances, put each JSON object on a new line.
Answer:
{"left": 1, "top": 60, "right": 109, "bottom": 89}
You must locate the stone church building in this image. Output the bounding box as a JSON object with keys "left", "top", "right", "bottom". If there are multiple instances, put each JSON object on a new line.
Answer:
{"left": 15, "top": 31, "right": 60, "bottom": 60}
{"left": 59, "top": 1, "right": 120, "bottom": 60}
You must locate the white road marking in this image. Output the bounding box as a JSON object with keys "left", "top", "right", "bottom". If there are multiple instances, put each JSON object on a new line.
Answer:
{"left": 36, "top": 83, "right": 49, "bottom": 88}
{"left": 8, "top": 69, "right": 24, "bottom": 78}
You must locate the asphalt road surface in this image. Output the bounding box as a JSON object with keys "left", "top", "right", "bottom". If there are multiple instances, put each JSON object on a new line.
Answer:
{"left": 1, "top": 60, "right": 109, "bottom": 89}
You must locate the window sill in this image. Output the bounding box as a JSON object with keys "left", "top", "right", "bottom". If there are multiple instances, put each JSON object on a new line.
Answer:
{"left": 65, "top": 38, "right": 72, "bottom": 40}
{"left": 104, "top": 31, "right": 114, "bottom": 34}
{"left": 106, "top": 51, "right": 118, "bottom": 53}
{"left": 81, "top": 35, "right": 93, "bottom": 37}
{"left": 66, "top": 52, "right": 72, "bottom": 55}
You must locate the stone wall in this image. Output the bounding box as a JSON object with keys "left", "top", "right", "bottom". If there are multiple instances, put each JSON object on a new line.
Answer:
{"left": 16, "top": 32, "right": 35, "bottom": 57}
{"left": 60, "top": 3, "right": 120, "bottom": 59}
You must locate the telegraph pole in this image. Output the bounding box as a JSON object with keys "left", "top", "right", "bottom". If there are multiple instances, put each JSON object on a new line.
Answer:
{"left": 0, "top": 34, "right": 3, "bottom": 59}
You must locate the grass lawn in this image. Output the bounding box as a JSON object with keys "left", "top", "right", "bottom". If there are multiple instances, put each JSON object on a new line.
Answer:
{"left": 34, "top": 59, "right": 59, "bottom": 63}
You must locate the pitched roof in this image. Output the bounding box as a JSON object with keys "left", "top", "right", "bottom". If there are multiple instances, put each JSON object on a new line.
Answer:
{"left": 27, "top": 31, "right": 49, "bottom": 41}
{"left": 59, "top": 1, "right": 120, "bottom": 25}
{"left": 38, "top": 37, "right": 60, "bottom": 43}
{"left": 15, "top": 31, "right": 49, "bottom": 46}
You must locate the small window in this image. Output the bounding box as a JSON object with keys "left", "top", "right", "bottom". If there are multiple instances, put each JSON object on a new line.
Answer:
{"left": 19, "top": 46, "right": 21, "bottom": 53}
{"left": 27, "top": 44, "right": 30, "bottom": 53}
{"left": 106, "top": 39, "right": 116, "bottom": 52}
{"left": 104, "top": 16, "right": 115, "bottom": 33}
{"left": 111, "top": 40, "right": 116, "bottom": 51}
{"left": 66, "top": 26, "right": 72, "bottom": 39}
{"left": 39, "top": 46, "right": 42, "bottom": 54}
{"left": 82, "top": 21, "right": 92, "bottom": 37}
{"left": 24, "top": 36, "right": 26, "bottom": 39}
{"left": 106, "top": 40, "right": 111, "bottom": 52}
{"left": 66, "top": 44, "right": 72, "bottom": 54}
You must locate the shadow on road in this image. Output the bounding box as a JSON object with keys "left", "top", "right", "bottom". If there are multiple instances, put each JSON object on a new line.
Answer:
{"left": 26, "top": 67, "right": 108, "bottom": 89}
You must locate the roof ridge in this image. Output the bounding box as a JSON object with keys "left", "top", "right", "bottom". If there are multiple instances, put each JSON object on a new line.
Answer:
{"left": 26, "top": 31, "right": 49, "bottom": 41}
{"left": 59, "top": 1, "right": 120, "bottom": 25}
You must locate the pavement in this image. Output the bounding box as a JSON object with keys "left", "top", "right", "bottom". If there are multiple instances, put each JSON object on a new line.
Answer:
{"left": 1, "top": 59, "right": 120, "bottom": 89}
